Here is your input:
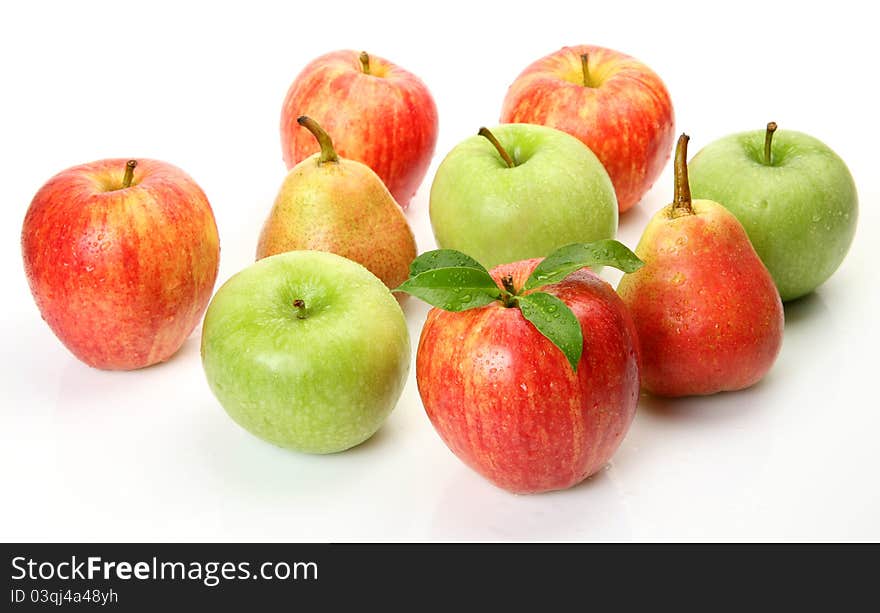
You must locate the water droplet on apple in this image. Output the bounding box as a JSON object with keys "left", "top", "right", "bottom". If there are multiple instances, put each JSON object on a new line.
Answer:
{"left": 812, "top": 214, "right": 822, "bottom": 223}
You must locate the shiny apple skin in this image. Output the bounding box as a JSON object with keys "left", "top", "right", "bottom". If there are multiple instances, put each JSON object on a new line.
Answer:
{"left": 416, "top": 258, "right": 641, "bottom": 494}
{"left": 22, "top": 158, "right": 220, "bottom": 370}
{"left": 501, "top": 45, "right": 675, "bottom": 213}
{"left": 281, "top": 50, "right": 438, "bottom": 208}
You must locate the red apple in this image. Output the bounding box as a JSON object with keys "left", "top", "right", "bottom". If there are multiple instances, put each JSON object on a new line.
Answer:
{"left": 280, "top": 50, "right": 438, "bottom": 208}
{"left": 500, "top": 45, "right": 675, "bottom": 213}
{"left": 415, "top": 258, "right": 641, "bottom": 494}
{"left": 22, "top": 158, "right": 220, "bottom": 370}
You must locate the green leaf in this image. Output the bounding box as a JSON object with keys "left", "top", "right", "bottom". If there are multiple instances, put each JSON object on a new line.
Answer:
{"left": 395, "top": 267, "right": 501, "bottom": 311}
{"left": 524, "top": 239, "right": 643, "bottom": 290}
{"left": 517, "top": 291, "right": 583, "bottom": 372}
{"left": 409, "top": 249, "right": 488, "bottom": 276}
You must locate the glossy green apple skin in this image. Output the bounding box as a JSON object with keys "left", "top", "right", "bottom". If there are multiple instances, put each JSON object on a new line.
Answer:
{"left": 429, "top": 123, "right": 617, "bottom": 269}
{"left": 688, "top": 129, "right": 857, "bottom": 301}
{"left": 201, "top": 251, "right": 410, "bottom": 454}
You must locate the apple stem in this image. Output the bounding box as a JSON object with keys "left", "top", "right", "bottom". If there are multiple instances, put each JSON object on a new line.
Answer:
{"left": 500, "top": 275, "right": 517, "bottom": 307}
{"left": 122, "top": 160, "right": 137, "bottom": 189}
{"left": 359, "top": 51, "right": 371, "bottom": 75}
{"left": 580, "top": 53, "right": 591, "bottom": 87}
{"left": 293, "top": 299, "right": 307, "bottom": 320}
{"left": 297, "top": 116, "right": 339, "bottom": 164}
{"left": 764, "top": 121, "right": 778, "bottom": 165}
{"left": 478, "top": 127, "right": 515, "bottom": 168}
{"left": 671, "top": 133, "right": 693, "bottom": 218}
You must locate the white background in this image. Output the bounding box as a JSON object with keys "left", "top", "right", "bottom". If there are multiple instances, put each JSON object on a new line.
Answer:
{"left": 2, "top": 0, "right": 878, "bottom": 542}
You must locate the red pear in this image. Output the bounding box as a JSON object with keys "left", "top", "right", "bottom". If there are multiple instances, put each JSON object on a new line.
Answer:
{"left": 617, "top": 134, "right": 784, "bottom": 397}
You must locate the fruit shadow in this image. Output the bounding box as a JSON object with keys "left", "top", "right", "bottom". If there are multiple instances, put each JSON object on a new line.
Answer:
{"left": 429, "top": 464, "right": 633, "bottom": 541}
{"left": 618, "top": 201, "right": 656, "bottom": 242}
{"left": 397, "top": 291, "right": 430, "bottom": 319}
{"left": 192, "top": 401, "right": 398, "bottom": 502}
{"left": 48, "top": 333, "right": 202, "bottom": 418}
{"left": 782, "top": 291, "right": 830, "bottom": 327}
{"left": 636, "top": 375, "right": 774, "bottom": 423}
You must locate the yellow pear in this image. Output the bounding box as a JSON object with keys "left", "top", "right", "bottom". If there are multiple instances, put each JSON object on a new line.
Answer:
{"left": 257, "top": 116, "right": 417, "bottom": 290}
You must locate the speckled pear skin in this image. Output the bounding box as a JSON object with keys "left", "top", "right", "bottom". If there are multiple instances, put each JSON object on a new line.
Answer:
{"left": 617, "top": 199, "right": 784, "bottom": 397}
{"left": 257, "top": 152, "right": 417, "bottom": 290}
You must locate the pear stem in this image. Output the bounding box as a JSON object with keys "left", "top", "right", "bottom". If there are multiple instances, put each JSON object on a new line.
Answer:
{"left": 671, "top": 133, "right": 693, "bottom": 217}
{"left": 500, "top": 275, "right": 517, "bottom": 307}
{"left": 359, "top": 51, "right": 371, "bottom": 75}
{"left": 478, "top": 127, "right": 515, "bottom": 168}
{"left": 122, "top": 160, "right": 137, "bottom": 188}
{"left": 764, "top": 121, "right": 778, "bottom": 165}
{"left": 297, "top": 116, "right": 339, "bottom": 164}
{"left": 581, "top": 53, "right": 591, "bottom": 87}
{"left": 293, "top": 299, "right": 307, "bottom": 319}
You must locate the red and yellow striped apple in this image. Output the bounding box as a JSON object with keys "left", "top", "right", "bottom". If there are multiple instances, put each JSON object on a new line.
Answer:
{"left": 280, "top": 50, "right": 438, "bottom": 208}
{"left": 500, "top": 45, "right": 675, "bottom": 213}
{"left": 413, "top": 256, "right": 641, "bottom": 494}
{"left": 22, "top": 158, "right": 220, "bottom": 370}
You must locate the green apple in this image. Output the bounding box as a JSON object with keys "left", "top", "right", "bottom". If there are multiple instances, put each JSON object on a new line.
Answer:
{"left": 200, "top": 250, "right": 410, "bottom": 454}
{"left": 688, "top": 123, "right": 858, "bottom": 301}
{"left": 429, "top": 124, "right": 617, "bottom": 269}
